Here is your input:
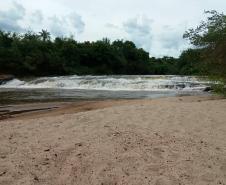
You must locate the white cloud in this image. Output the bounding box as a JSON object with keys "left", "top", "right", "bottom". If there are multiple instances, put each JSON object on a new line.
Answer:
{"left": 68, "top": 12, "right": 85, "bottom": 34}
{"left": 105, "top": 23, "right": 119, "bottom": 29}
{"left": 123, "top": 15, "right": 153, "bottom": 51}
{"left": 48, "top": 16, "right": 66, "bottom": 36}
{"left": 150, "top": 24, "right": 189, "bottom": 57}
{"left": 48, "top": 12, "right": 85, "bottom": 37}
{"left": 0, "top": 2, "right": 85, "bottom": 37}
{"left": 31, "top": 10, "right": 43, "bottom": 24}
{"left": 0, "top": 1, "right": 25, "bottom": 32}
{"left": 1, "top": 0, "right": 226, "bottom": 57}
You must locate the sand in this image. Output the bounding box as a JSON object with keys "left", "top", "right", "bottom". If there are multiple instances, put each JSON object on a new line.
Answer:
{"left": 0, "top": 100, "right": 134, "bottom": 121}
{"left": 0, "top": 96, "right": 226, "bottom": 185}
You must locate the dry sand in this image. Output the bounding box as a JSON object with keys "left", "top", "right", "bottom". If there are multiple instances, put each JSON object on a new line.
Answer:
{"left": 0, "top": 96, "right": 226, "bottom": 185}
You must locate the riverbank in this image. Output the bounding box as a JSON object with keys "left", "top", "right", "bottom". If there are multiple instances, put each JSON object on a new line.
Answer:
{"left": 0, "top": 100, "right": 136, "bottom": 121}
{"left": 0, "top": 96, "right": 220, "bottom": 121}
{"left": 0, "top": 95, "right": 226, "bottom": 185}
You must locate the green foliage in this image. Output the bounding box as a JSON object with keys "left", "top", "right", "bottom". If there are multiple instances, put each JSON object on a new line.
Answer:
{"left": 3, "top": 11, "right": 226, "bottom": 78}
{"left": 183, "top": 10, "right": 226, "bottom": 47}
{"left": 183, "top": 10, "right": 226, "bottom": 79}
{"left": 0, "top": 31, "right": 183, "bottom": 76}
{"left": 177, "top": 49, "right": 204, "bottom": 75}
{"left": 212, "top": 83, "right": 226, "bottom": 96}
{"left": 1, "top": 10, "right": 225, "bottom": 79}
{"left": 184, "top": 10, "right": 226, "bottom": 95}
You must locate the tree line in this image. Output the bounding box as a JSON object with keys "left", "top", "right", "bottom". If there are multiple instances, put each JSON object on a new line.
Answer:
{"left": 0, "top": 30, "right": 179, "bottom": 76}
{"left": 0, "top": 10, "right": 225, "bottom": 86}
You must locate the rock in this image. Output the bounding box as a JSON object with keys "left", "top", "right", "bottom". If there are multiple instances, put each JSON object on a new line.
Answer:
{"left": 177, "top": 84, "right": 186, "bottom": 89}
{"left": 0, "top": 171, "right": 6, "bottom": 176}
{"left": 34, "top": 175, "right": 39, "bottom": 181}
{"left": 0, "top": 74, "right": 14, "bottom": 85}
{"left": 203, "top": 86, "right": 213, "bottom": 92}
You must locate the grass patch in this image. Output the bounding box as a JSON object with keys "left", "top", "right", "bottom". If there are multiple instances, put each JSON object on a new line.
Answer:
{"left": 212, "top": 82, "right": 226, "bottom": 97}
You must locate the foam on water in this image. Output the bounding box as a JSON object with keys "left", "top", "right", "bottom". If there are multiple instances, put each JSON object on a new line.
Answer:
{"left": 0, "top": 75, "right": 211, "bottom": 92}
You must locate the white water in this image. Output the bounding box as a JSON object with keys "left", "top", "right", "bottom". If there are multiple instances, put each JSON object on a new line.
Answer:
{"left": 0, "top": 75, "right": 211, "bottom": 92}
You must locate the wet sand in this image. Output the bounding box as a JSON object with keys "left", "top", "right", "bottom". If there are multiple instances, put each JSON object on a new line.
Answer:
{"left": 0, "top": 100, "right": 139, "bottom": 121}
{"left": 0, "top": 96, "right": 226, "bottom": 185}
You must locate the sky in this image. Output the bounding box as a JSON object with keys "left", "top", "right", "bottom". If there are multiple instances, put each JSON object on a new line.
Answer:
{"left": 0, "top": 0, "right": 226, "bottom": 57}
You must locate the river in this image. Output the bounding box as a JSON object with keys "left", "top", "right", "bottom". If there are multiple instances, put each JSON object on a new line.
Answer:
{"left": 0, "top": 75, "right": 212, "bottom": 104}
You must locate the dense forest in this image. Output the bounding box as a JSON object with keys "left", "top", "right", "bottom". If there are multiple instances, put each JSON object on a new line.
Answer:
{"left": 0, "top": 30, "right": 184, "bottom": 76}
{"left": 0, "top": 11, "right": 225, "bottom": 87}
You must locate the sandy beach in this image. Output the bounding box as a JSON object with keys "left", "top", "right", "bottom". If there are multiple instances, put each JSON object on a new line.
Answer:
{"left": 0, "top": 96, "right": 226, "bottom": 185}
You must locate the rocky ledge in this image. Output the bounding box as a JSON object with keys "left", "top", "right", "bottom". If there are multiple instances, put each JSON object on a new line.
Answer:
{"left": 0, "top": 75, "right": 14, "bottom": 85}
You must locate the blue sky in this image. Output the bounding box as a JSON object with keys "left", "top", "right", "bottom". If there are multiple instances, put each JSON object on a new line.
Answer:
{"left": 0, "top": 0, "right": 226, "bottom": 57}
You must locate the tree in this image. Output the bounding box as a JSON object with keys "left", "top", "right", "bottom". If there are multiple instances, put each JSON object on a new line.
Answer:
{"left": 183, "top": 10, "right": 226, "bottom": 79}
{"left": 0, "top": 29, "right": 182, "bottom": 76}
{"left": 39, "top": 29, "right": 51, "bottom": 42}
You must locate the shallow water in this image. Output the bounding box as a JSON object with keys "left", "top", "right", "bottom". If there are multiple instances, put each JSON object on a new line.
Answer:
{"left": 0, "top": 75, "right": 212, "bottom": 103}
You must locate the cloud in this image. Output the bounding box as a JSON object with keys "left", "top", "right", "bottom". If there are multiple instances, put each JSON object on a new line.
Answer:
{"left": 151, "top": 24, "right": 189, "bottom": 57}
{"left": 1, "top": 0, "right": 226, "bottom": 57}
{"left": 0, "top": 1, "right": 85, "bottom": 38}
{"left": 48, "top": 12, "right": 85, "bottom": 37}
{"left": 105, "top": 23, "right": 119, "bottom": 29}
{"left": 31, "top": 10, "right": 43, "bottom": 24}
{"left": 123, "top": 15, "right": 153, "bottom": 51}
{"left": 0, "top": 1, "right": 25, "bottom": 32}
{"left": 160, "top": 25, "right": 185, "bottom": 50}
{"left": 68, "top": 13, "right": 85, "bottom": 34}
{"left": 49, "top": 16, "right": 65, "bottom": 36}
